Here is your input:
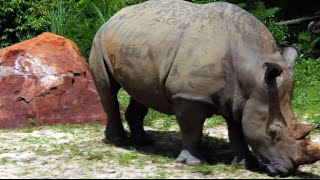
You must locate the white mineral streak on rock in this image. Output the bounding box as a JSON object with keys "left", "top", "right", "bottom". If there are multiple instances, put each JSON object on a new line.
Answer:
{"left": 12, "top": 53, "right": 66, "bottom": 89}
{"left": 0, "top": 66, "right": 12, "bottom": 79}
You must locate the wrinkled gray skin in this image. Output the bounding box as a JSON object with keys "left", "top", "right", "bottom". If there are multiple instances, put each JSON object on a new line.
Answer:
{"left": 89, "top": 0, "right": 320, "bottom": 176}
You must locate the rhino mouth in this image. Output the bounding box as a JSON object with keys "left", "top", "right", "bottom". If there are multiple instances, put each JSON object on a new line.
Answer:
{"left": 253, "top": 152, "right": 296, "bottom": 176}
{"left": 265, "top": 161, "right": 295, "bottom": 176}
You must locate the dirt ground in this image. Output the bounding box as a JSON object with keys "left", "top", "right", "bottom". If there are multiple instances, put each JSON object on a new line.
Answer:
{"left": 0, "top": 124, "right": 319, "bottom": 179}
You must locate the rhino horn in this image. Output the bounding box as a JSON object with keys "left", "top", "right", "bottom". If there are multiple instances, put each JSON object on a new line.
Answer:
{"left": 295, "top": 140, "right": 320, "bottom": 165}
{"left": 291, "top": 123, "right": 318, "bottom": 140}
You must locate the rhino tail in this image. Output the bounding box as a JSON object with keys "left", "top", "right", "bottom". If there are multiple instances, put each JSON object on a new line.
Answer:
{"left": 89, "top": 29, "right": 115, "bottom": 110}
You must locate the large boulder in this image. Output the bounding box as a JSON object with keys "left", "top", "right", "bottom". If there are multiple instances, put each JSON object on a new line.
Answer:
{"left": 0, "top": 32, "right": 107, "bottom": 128}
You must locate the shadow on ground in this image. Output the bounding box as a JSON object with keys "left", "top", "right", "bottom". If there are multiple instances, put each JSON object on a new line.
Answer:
{"left": 106, "top": 130, "right": 233, "bottom": 164}
{"left": 104, "top": 129, "right": 320, "bottom": 179}
{"left": 294, "top": 171, "right": 320, "bottom": 179}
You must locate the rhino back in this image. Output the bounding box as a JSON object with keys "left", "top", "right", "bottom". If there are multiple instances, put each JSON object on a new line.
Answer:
{"left": 100, "top": 0, "right": 279, "bottom": 115}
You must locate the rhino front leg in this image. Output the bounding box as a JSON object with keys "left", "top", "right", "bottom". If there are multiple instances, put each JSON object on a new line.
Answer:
{"left": 226, "top": 120, "right": 261, "bottom": 170}
{"left": 173, "top": 99, "right": 209, "bottom": 166}
{"left": 125, "top": 98, "right": 153, "bottom": 145}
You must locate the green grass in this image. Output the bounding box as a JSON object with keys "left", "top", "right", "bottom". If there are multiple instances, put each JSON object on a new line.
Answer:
{"left": 0, "top": 122, "right": 318, "bottom": 178}
{"left": 293, "top": 58, "right": 320, "bottom": 126}
{"left": 154, "top": 170, "right": 168, "bottom": 179}
{"left": 118, "top": 151, "right": 139, "bottom": 165}
{"left": 87, "top": 150, "right": 105, "bottom": 160}
{"left": 49, "top": 0, "right": 70, "bottom": 37}
{"left": 191, "top": 165, "right": 214, "bottom": 175}
{"left": 0, "top": 157, "right": 18, "bottom": 164}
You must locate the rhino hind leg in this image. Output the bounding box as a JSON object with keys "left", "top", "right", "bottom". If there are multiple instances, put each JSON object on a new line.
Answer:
{"left": 89, "top": 40, "right": 127, "bottom": 144}
{"left": 101, "top": 79, "right": 127, "bottom": 144}
{"left": 226, "top": 120, "right": 262, "bottom": 171}
{"left": 125, "top": 98, "right": 153, "bottom": 145}
{"left": 103, "top": 83, "right": 127, "bottom": 145}
{"left": 173, "top": 99, "right": 209, "bottom": 166}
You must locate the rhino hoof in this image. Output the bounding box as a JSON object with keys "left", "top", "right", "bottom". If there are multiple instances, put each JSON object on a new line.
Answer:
{"left": 104, "top": 131, "right": 127, "bottom": 145}
{"left": 176, "top": 150, "right": 202, "bottom": 166}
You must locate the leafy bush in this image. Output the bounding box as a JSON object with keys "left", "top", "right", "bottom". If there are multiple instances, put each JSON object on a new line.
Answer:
{"left": 71, "top": 0, "right": 130, "bottom": 59}
{"left": 48, "top": 0, "right": 143, "bottom": 60}
{"left": 249, "top": 1, "right": 289, "bottom": 46}
{"left": 294, "top": 32, "right": 320, "bottom": 59}
{"left": 0, "top": 0, "right": 52, "bottom": 48}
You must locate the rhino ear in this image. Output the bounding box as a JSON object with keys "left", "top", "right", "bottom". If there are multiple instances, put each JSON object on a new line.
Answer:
{"left": 264, "top": 62, "right": 283, "bottom": 83}
{"left": 291, "top": 123, "right": 318, "bottom": 140}
{"left": 282, "top": 47, "right": 298, "bottom": 70}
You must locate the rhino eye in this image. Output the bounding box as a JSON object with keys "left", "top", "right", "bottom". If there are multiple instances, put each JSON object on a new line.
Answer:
{"left": 266, "top": 69, "right": 281, "bottom": 82}
{"left": 264, "top": 62, "right": 283, "bottom": 84}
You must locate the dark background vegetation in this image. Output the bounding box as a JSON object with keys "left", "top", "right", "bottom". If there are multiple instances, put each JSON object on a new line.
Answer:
{"left": 1, "top": 0, "right": 319, "bottom": 125}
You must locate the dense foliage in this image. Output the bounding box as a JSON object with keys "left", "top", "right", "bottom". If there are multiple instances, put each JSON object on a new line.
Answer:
{"left": 0, "top": 0, "right": 52, "bottom": 48}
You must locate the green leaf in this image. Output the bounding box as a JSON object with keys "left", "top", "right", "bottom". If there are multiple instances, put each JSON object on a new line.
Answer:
{"left": 298, "top": 32, "right": 311, "bottom": 42}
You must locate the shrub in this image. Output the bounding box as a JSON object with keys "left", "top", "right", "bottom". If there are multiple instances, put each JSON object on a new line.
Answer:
{"left": 48, "top": 0, "right": 144, "bottom": 60}
{"left": 249, "top": 1, "right": 289, "bottom": 46}
{"left": 293, "top": 32, "right": 320, "bottom": 59}
{"left": 49, "top": 0, "right": 72, "bottom": 37}
{"left": 0, "top": 0, "right": 52, "bottom": 48}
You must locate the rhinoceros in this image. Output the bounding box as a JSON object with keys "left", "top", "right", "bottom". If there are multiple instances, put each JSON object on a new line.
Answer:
{"left": 89, "top": 0, "right": 320, "bottom": 176}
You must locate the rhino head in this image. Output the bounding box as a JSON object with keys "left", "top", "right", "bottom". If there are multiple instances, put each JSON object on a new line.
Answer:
{"left": 240, "top": 47, "right": 320, "bottom": 176}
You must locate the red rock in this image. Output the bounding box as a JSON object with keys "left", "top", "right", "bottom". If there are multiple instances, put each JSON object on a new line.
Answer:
{"left": 0, "top": 32, "right": 107, "bottom": 128}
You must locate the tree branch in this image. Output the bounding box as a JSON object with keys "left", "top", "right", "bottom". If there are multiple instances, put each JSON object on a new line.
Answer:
{"left": 276, "top": 14, "right": 320, "bottom": 26}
